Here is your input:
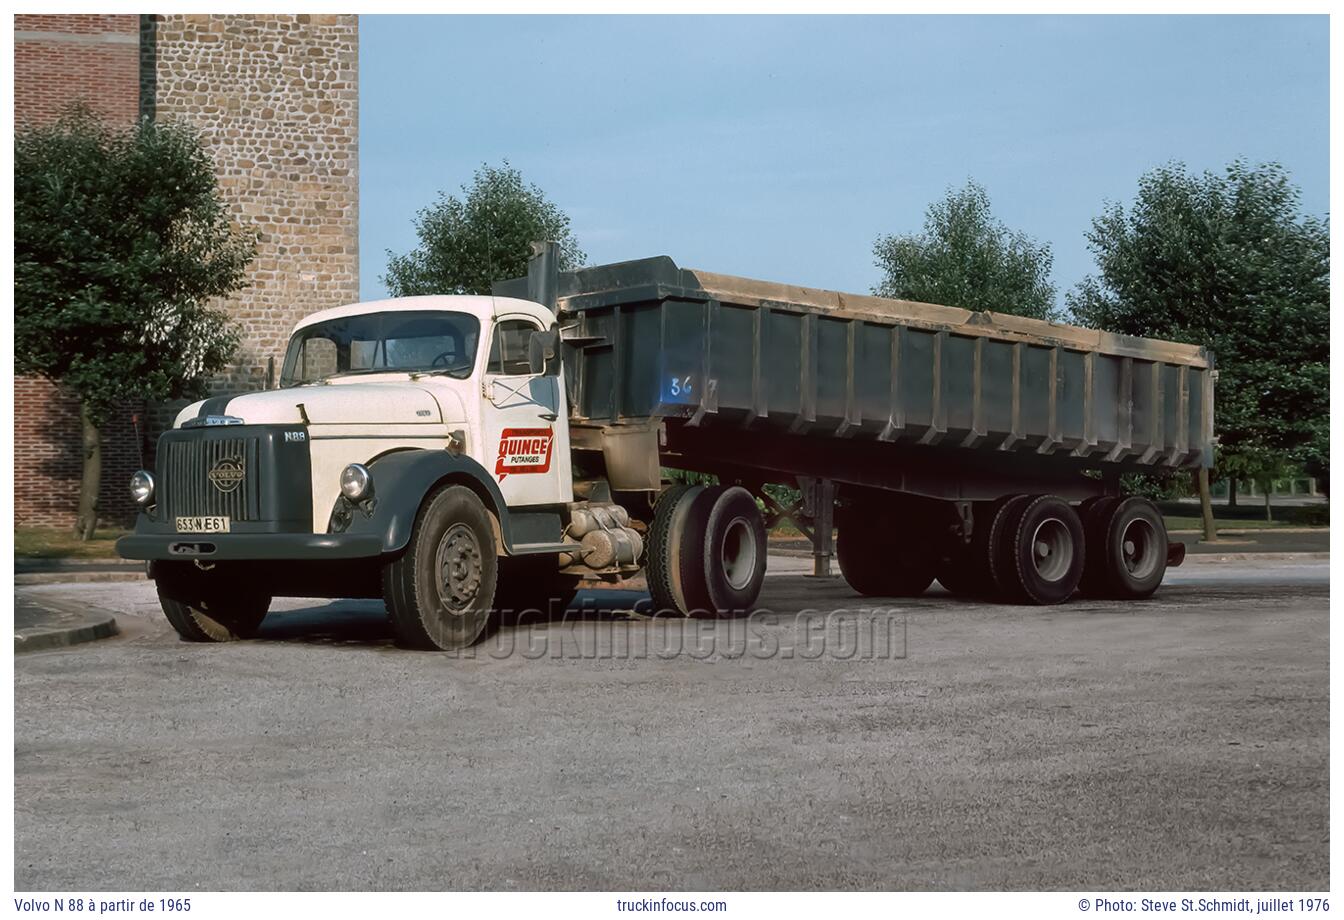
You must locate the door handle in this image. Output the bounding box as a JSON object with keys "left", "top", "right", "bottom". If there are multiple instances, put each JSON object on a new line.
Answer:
{"left": 539, "top": 412, "right": 558, "bottom": 422}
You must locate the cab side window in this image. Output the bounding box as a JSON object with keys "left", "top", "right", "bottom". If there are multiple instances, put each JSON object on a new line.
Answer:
{"left": 486, "top": 319, "right": 540, "bottom": 375}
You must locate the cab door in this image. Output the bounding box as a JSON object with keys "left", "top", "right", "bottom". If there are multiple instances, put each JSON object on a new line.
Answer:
{"left": 479, "top": 315, "right": 572, "bottom": 507}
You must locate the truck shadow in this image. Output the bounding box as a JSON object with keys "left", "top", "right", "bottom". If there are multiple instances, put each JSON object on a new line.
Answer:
{"left": 254, "top": 589, "right": 652, "bottom": 647}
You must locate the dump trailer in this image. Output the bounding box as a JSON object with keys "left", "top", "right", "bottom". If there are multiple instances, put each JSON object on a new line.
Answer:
{"left": 117, "top": 243, "right": 1213, "bottom": 650}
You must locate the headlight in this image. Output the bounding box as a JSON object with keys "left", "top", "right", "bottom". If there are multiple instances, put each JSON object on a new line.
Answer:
{"left": 129, "top": 470, "right": 155, "bottom": 506}
{"left": 340, "top": 463, "right": 373, "bottom": 501}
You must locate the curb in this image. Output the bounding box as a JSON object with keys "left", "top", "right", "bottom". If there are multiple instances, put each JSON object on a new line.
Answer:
{"left": 15, "top": 571, "right": 147, "bottom": 586}
{"left": 15, "top": 611, "right": 119, "bottom": 653}
{"left": 1181, "top": 551, "right": 1329, "bottom": 563}
{"left": 1168, "top": 527, "right": 1329, "bottom": 536}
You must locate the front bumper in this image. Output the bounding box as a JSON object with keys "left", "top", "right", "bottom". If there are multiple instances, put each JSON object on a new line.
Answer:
{"left": 116, "top": 532, "right": 384, "bottom": 562}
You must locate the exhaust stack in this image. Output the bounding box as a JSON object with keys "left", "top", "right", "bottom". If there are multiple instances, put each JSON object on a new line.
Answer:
{"left": 526, "top": 240, "right": 560, "bottom": 313}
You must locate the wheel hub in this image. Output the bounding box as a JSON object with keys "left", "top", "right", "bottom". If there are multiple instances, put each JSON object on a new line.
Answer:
{"left": 1029, "top": 517, "right": 1074, "bottom": 583}
{"left": 1120, "top": 518, "right": 1159, "bottom": 579}
{"left": 436, "top": 523, "right": 482, "bottom": 613}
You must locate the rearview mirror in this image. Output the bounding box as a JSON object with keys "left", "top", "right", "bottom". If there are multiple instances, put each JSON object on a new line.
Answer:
{"left": 528, "top": 327, "right": 561, "bottom": 376}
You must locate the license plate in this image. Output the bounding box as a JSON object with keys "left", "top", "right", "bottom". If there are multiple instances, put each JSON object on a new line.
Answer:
{"left": 176, "top": 516, "right": 231, "bottom": 533}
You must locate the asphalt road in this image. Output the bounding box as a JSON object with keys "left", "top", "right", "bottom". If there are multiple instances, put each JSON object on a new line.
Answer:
{"left": 14, "top": 558, "right": 1329, "bottom": 891}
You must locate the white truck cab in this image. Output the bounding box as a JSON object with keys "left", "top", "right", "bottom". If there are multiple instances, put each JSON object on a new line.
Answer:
{"left": 172, "top": 295, "right": 576, "bottom": 526}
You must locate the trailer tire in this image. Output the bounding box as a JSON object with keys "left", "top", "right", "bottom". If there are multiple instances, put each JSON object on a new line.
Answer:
{"left": 1090, "top": 496, "right": 1168, "bottom": 599}
{"left": 155, "top": 565, "right": 270, "bottom": 642}
{"left": 935, "top": 550, "right": 987, "bottom": 597}
{"left": 986, "top": 494, "right": 1033, "bottom": 601}
{"left": 694, "top": 486, "right": 767, "bottom": 616}
{"left": 645, "top": 484, "right": 703, "bottom": 616}
{"left": 382, "top": 484, "right": 498, "bottom": 650}
{"left": 998, "top": 495, "right": 1085, "bottom": 605}
{"left": 837, "top": 504, "right": 935, "bottom": 598}
{"left": 1078, "top": 496, "right": 1122, "bottom": 597}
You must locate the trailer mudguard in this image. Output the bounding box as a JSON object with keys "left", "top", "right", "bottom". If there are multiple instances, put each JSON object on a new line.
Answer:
{"left": 332, "top": 448, "right": 556, "bottom": 555}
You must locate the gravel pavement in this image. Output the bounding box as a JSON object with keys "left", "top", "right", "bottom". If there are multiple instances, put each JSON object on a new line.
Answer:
{"left": 14, "top": 557, "right": 1329, "bottom": 891}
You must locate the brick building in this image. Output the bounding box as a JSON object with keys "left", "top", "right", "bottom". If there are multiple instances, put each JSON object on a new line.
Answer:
{"left": 14, "top": 14, "right": 360, "bottom": 529}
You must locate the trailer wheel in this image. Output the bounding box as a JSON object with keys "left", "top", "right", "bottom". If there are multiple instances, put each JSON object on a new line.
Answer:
{"left": 1077, "top": 496, "right": 1122, "bottom": 597}
{"left": 985, "top": 494, "right": 1033, "bottom": 600}
{"left": 997, "top": 495, "right": 1086, "bottom": 605}
{"left": 934, "top": 553, "right": 978, "bottom": 597}
{"left": 836, "top": 504, "right": 935, "bottom": 598}
{"left": 382, "top": 484, "right": 498, "bottom": 650}
{"left": 1088, "top": 496, "right": 1168, "bottom": 599}
{"left": 645, "top": 484, "right": 703, "bottom": 615}
{"left": 694, "top": 486, "right": 767, "bottom": 616}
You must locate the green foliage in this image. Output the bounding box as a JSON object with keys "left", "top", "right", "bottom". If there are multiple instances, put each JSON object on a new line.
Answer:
{"left": 873, "top": 180, "right": 1057, "bottom": 320}
{"left": 1120, "top": 471, "right": 1194, "bottom": 502}
{"left": 662, "top": 468, "right": 717, "bottom": 486}
{"left": 1068, "top": 160, "right": 1329, "bottom": 488}
{"left": 15, "top": 107, "right": 254, "bottom": 425}
{"left": 383, "top": 161, "right": 586, "bottom": 296}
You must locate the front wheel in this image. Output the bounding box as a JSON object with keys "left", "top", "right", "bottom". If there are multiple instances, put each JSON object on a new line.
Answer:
{"left": 155, "top": 565, "right": 270, "bottom": 642}
{"left": 383, "top": 484, "right": 499, "bottom": 650}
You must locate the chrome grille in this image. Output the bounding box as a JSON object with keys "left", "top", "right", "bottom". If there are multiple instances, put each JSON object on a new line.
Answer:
{"left": 159, "top": 436, "right": 262, "bottom": 521}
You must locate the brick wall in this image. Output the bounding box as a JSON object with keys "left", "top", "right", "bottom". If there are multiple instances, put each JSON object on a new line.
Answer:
{"left": 14, "top": 380, "right": 147, "bottom": 528}
{"left": 14, "top": 14, "right": 145, "bottom": 529}
{"left": 15, "top": 14, "right": 141, "bottom": 125}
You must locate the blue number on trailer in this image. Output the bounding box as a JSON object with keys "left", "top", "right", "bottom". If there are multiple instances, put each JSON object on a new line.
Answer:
{"left": 661, "top": 372, "right": 698, "bottom": 405}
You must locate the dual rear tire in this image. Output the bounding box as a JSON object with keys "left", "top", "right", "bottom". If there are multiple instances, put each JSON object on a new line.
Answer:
{"left": 847, "top": 492, "right": 1168, "bottom": 606}
{"left": 646, "top": 484, "right": 768, "bottom": 617}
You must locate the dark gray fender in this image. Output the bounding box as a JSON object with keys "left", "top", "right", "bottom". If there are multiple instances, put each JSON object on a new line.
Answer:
{"left": 336, "top": 449, "right": 565, "bottom": 556}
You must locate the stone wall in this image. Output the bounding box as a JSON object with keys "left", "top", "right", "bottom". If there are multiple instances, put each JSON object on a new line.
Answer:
{"left": 142, "top": 13, "right": 360, "bottom": 392}
{"left": 14, "top": 13, "right": 360, "bottom": 530}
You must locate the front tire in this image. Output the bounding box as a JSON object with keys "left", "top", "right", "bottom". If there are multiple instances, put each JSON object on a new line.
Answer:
{"left": 155, "top": 564, "right": 270, "bottom": 642}
{"left": 383, "top": 484, "right": 498, "bottom": 650}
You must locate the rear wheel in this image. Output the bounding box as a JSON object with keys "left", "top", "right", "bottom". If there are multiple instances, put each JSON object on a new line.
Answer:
{"left": 1078, "top": 496, "right": 1122, "bottom": 597}
{"left": 645, "top": 484, "right": 702, "bottom": 615}
{"left": 382, "top": 484, "right": 498, "bottom": 650}
{"left": 693, "top": 486, "right": 767, "bottom": 616}
{"left": 645, "top": 484, "right": 768, "bottom": 617}
{"left": 155, "top": 563, "right": 270, "bottom": 642}
{"left": 996, "top": 495, "right": 1085, "bottom": 605}
{"left": 1088, "top": 496, "right": 1168, "bottom": 599}
{"left": 836, "top": 499, "right": 936, "bottom": 598}
{"left": 985, "top": 494, "right": 1033, "bottom": 600}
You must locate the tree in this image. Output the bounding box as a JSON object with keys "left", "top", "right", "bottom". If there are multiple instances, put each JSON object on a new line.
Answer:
{"left": 16, "top": 108, "right": 255, "bottom": 539}
{"left": 383, "top": 161, "right": 585, "bottom": 296}
{"left": 1068, "top": 160, "right": 1328, "bottom": 527}
{"left": 873, "top": 180, "right": 1058, "bottom": 320}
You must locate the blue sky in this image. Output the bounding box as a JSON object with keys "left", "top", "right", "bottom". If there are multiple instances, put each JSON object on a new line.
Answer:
{"left": 358, "top": 14, "right": 1328, "bottom": 307}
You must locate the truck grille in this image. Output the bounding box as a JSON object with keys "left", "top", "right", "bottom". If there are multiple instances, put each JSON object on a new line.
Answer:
{"left": 159, "top": 435, "right": 262, "bottom": 521}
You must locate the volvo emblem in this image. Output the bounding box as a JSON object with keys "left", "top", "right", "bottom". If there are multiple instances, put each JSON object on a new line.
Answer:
{"left": 208, "top": 457, "right": 245, "bottom": 493}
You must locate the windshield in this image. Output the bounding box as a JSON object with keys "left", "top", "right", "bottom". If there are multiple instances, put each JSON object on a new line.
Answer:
{"left": 280, "top": 310, "right": 481, "bottom": 386}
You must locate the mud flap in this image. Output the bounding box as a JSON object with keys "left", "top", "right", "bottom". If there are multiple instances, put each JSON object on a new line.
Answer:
{"left": 1166, "top": 541, "right": 1187, "bottom": 568}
